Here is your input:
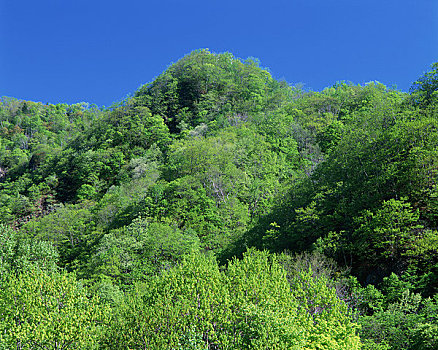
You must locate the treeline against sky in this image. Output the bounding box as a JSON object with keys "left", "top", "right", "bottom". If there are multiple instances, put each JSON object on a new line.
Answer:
{"left": 0, "top": 50, "right": 437, "bottom": 349}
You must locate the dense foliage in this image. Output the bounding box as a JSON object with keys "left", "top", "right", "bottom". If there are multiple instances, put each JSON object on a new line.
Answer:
{"left": 1, "top": 49, "right": 437, "bottom": 349}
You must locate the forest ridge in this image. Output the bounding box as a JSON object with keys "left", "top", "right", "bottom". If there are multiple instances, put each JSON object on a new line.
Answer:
{"left": 0, "top": 50, "right": 437, "bottom": 349}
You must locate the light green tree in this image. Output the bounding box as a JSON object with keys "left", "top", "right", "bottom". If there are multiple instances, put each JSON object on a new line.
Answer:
{"left": 104, "top": 249, "right": 361, "bottom": 349}
{"left": 0, "top": 268, "right": 110, "bottom": 349}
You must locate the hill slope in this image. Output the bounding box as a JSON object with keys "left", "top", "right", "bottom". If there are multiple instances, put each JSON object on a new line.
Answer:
{"left": 1, "top": 50, "right": 438, "bottom": 349}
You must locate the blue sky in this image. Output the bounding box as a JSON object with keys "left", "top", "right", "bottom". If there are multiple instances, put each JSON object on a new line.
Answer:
{"left": 1, "top": 0, "right": 437, "bottom": 106}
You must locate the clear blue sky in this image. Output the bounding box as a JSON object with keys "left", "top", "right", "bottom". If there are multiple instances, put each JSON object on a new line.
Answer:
{"left": 1, "top": 0, "right": 437, "bottom": 107}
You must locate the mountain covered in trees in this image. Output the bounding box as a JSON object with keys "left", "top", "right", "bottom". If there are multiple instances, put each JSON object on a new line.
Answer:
{"left": 1, "top": 49, "right": 437, "bottom": 349}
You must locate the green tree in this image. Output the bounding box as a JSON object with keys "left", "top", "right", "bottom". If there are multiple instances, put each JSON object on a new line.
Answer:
{"left": 20, "top": 202, "right": 97, "bottom": 270}
{"left": 89, "top": 217, "right": 200, "bottom": 286}
{"left": 353, "top": 198, "right": 424, "bottom": 263}
{"left": 104, "top": 249, "right": 360, "bottom": 349}
{"left": 0, "top": 268, "right": 109, "bottom": 349}
{"left": 0, "top": 223, "right": 59, "bottom": 278}
{"left": 410, "top": 62, "right": 438, "bottom": 107}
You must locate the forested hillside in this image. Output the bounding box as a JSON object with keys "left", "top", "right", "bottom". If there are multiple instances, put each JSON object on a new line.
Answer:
{"left": 1, "top": 50, "right": 437, "bottom": 349}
